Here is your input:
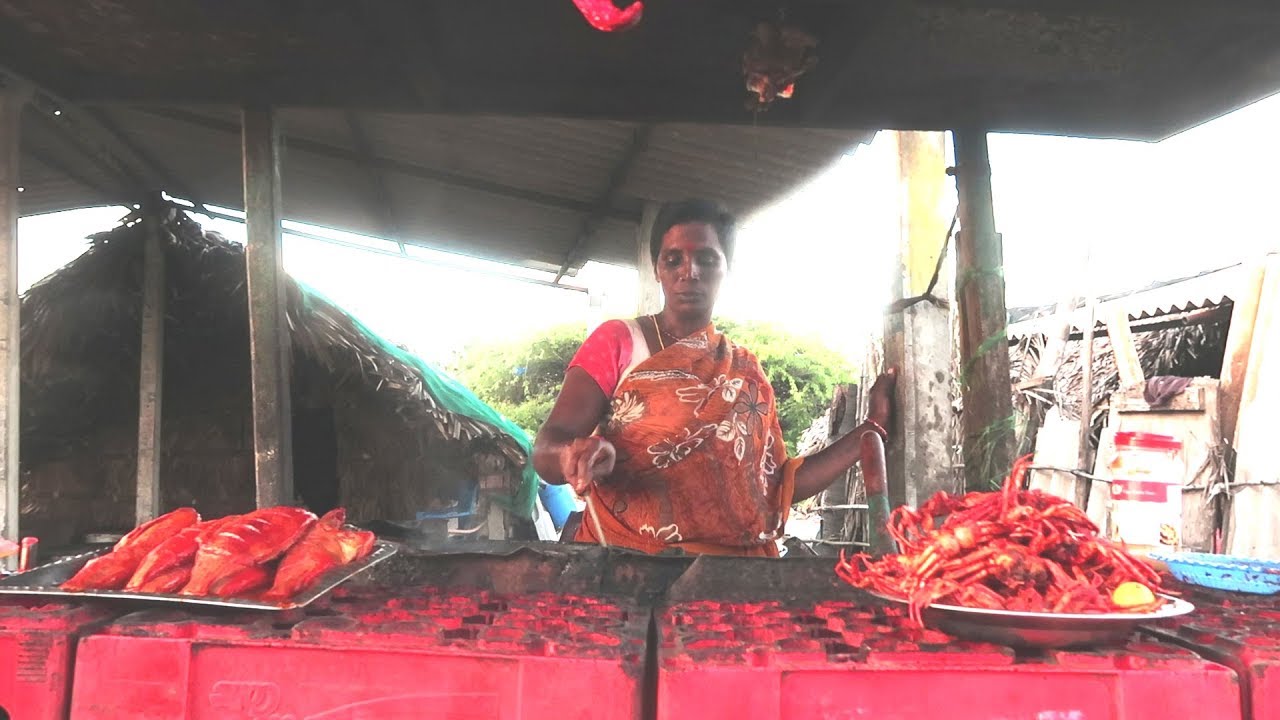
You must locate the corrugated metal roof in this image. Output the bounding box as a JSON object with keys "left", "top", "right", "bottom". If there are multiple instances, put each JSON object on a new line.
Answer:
{"left": 1007, "top": 264, "right": 1245, "bottom": 340}
{"left": 14, "top": 104, "right": 872, "bottom": 272}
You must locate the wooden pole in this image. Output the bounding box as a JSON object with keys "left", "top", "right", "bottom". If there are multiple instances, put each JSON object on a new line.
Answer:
{"left": 0, "top": 80, "right": 27, "bottom": 563}
{"left": 242, "top": 106, "right": 294, "bottom": 508}
{"left": 1220, "top": 258, "right": 1269, "bottom": 446}
{"left": 1105, "top": 306, "right": 1144, "bottom": 387}
{"left": 952, "top": 129, "right": 1015, "bottom": 491}
{"left": 1078, "top": 294, "right": 1097, "bottom": 472}
{"left": 134, "top": 195, "right": 166, "bottom": 523}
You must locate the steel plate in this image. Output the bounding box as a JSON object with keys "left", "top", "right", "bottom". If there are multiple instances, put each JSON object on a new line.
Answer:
{"left": 868, "top": 590, "right": 1194, "bottom": 649}
{"left": 0, "top": 541, "right": 397, "bottom": 611}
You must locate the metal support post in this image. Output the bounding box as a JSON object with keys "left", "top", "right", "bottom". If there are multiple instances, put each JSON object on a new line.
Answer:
{"left": 952, "top": 128, "right": 1016, "bottom": 491}
{"left": 0, "top": 80, "right": 27, "bottom": 563}
{"left": 135, "top": 194, "right": 167, "bottom": 523}
{"left": 242, "top": 106, "right": 294, "bottom": 508}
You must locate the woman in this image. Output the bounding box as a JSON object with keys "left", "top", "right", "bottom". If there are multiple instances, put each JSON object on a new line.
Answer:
{"left": 534, "top": 199, "right": 896, "bottom": 556}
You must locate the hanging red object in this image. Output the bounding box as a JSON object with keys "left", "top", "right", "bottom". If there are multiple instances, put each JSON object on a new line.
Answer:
{"left": 743, "top": 21, "right": 818, "bottom": 111}
{"left": 572, "top": 0, "right": 644, "bottom": 32}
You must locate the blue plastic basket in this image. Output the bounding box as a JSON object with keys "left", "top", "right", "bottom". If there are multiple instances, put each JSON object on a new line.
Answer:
{"left": 1148, "top": 551, "right": 1280, "bottom": 595}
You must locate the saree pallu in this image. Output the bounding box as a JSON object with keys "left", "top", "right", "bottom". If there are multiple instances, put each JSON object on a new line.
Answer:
{"left": 574, "top": 325, "right": 799, "bottom": 556}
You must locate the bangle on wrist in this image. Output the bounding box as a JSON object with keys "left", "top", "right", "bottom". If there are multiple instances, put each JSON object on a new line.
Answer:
{"left": 864, "top": 418, "right": 889, "bottom": 442}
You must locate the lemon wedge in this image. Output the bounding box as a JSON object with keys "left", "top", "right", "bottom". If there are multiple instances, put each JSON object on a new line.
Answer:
{"left": 1111, "top": 581, "right": 1157, "bottom": 609}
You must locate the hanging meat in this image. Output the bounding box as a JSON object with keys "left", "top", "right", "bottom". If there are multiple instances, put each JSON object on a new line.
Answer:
{"left": 571, "top": 0, "right": 644, "bottom": 32}
{"left": 743, "top": 20, "right": 818, "bottom": 111}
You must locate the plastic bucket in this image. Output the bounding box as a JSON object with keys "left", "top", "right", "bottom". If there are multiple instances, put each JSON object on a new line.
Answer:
{"left": 539, "top": 480, "right": 578, "bottom": 531}
{"left": 1108, "top": 431, "right": 1183, "bottom": 553}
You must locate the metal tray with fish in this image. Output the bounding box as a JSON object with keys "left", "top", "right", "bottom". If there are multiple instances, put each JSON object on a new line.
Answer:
{"left": 868, "top": 590, "right": 1194, "bottom": 649}
{"left": 0, "top": 541, "right": 397, "bottom": 611}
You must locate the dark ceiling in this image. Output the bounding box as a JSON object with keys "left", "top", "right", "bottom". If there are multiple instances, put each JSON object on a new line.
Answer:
{"left": 5, "top": 1, "right": 1279, "bottom": 138}
{"left": 4, "top": 1, "right": 1280, "bottom": 271}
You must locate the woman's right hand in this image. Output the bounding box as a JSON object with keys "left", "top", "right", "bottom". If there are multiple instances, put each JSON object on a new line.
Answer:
{"left": 560, "top": 436, "right": 617, "bottom": 495}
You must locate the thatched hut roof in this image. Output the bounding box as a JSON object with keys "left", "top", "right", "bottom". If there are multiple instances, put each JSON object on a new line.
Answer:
{"left": 1007, "top": 264, "right": 1240, "bottom": 428}
{"left": 1011, "top": 321, "right": 1230, "bottom": 423}
{"left": 19, "top": 207, "right": 535, "bottom": 513}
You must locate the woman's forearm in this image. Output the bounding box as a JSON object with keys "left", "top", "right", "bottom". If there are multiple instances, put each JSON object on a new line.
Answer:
{"left": 533, "top": 368, "right": 610, "bottom": 485}
{"left": 792, "top": 421, "right": 883, "bottom": 501}
{"left": 533, "top": 427, "right": 576, "bottom": 484}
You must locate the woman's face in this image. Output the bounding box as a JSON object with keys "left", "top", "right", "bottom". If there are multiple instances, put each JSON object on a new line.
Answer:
{"left": 655, "top": 221, "right": 727, "bottom": 318}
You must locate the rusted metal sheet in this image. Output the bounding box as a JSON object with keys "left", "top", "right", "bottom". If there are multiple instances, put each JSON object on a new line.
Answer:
{"left": 242, "top": 106, "right": 294, "bottom": 508}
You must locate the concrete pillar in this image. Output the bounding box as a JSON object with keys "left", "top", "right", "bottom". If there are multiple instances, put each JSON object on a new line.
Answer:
{"left": 883, "top": 131, "right": 959, "bottom": 509}
{"left": 636, "top": 201, "right": 662, "bottom": 315}
{"left": 0, "top": 81, "right": 27, "bottom": 561}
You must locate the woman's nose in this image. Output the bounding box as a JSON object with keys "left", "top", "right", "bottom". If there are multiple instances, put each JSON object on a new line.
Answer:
{"left": 686, "top": 261, "right": 701, "bottom": 280}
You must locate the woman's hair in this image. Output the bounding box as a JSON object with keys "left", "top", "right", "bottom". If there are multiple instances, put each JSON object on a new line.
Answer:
{"left": 650, "top": 198, "right": 736, "bottom": 266}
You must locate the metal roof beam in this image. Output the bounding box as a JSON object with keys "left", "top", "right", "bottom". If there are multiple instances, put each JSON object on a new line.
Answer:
{"left": 194, "top": 203, "right": 590, "bottom": 294}
{"left": 141, "top": 108, "right": 642, "bottom": 225}
{"left": 83, "top": 106, "right": 209, "bottom": 213}
{"left": 22, "top": 146, "right": 131, "bottom": 206}
{"left": 30, "top": 109, "right": 145, "bottom": 194}
{"left": 553, "top": 125, "right": 652, "bottom": 283}
{"left": 344, "top": 110, "right": 401, "bottom": 243}
{"left": 1, "top": 65, "right": 150, "bottom": 202}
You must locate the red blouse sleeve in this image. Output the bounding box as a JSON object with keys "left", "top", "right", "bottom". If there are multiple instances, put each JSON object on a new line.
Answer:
{"left": 567, "top": 320, "right": 633, "bottom": 397}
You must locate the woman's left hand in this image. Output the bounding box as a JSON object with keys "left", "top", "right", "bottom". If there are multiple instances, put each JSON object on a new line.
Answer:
{"left": 867, "top": 367, "right": 898, "bottom": 435}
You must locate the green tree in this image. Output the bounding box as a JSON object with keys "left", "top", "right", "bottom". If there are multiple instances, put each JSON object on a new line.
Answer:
{"left": 452, "top": 320, "right": 855, "bottom": 454}
{"left": 450, "top": 324, "right": 589, "bottom": 437}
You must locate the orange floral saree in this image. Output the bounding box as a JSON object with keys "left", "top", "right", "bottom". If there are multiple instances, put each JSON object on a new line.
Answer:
{"left": 574, "top": 324, "right": 801, "bottom": 556}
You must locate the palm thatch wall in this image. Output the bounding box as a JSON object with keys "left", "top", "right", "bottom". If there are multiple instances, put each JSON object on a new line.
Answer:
{"left": 1009, "top": 313, "right": 1231, "bottom": 454}
{"left": 19, "top": 207, "right": 527, "bottom": 546}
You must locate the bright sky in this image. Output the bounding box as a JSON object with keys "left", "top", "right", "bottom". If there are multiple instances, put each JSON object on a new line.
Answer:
{"left": 16, "top": 93, "right": 1280, "bottom": 366}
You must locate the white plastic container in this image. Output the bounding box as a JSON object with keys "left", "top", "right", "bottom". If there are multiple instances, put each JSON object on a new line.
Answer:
{"left": 1107, "top": 431, "right": 1183, "bottom": 553}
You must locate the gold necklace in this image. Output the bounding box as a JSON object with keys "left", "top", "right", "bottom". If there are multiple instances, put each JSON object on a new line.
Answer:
{"left": 650, "top": 314, "right": 676, "bottom": 351}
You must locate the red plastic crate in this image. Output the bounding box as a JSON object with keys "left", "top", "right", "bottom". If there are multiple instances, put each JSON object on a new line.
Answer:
{"left": 0, "top": 598, "right": 117, "bottom": 720}
{"left": 659, "top": 599, "right": 1241, "bottom": 720}
{"left": 70, "top": 585, "right": 646, "bottom": 720}
{"left": 1144, "top": 585, "right": 1280, "bottom": 720}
